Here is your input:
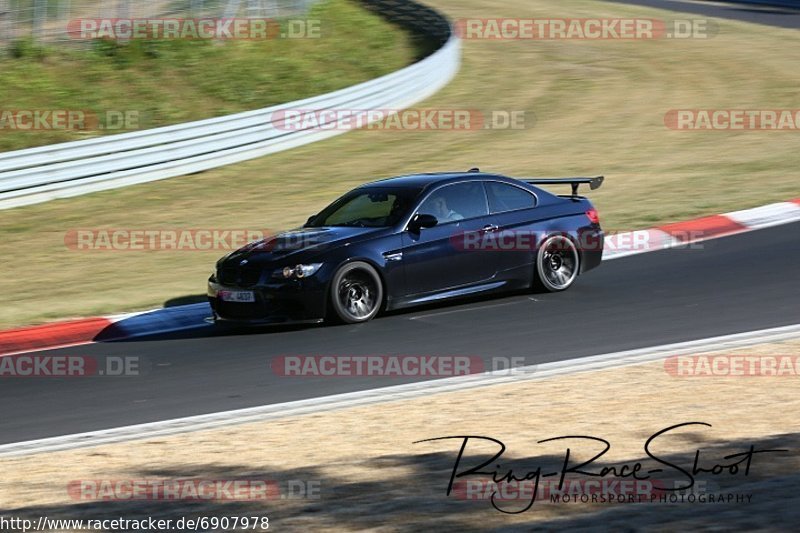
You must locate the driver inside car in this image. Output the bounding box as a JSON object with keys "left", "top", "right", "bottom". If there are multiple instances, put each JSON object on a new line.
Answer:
{"left": 427, "top": 195, "right": 464, "bottom": 223}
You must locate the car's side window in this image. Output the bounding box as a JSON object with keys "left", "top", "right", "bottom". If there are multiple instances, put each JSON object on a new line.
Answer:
{"left": 486, "top": 182, "right": 537, "bottom": 213}
{"left": 417, "top": 182, "right": 489, "bottom": 224}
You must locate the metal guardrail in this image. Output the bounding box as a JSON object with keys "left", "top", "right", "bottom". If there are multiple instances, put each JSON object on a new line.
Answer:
{"left": 0, "top": 0, "right": 460, "bottom": 210}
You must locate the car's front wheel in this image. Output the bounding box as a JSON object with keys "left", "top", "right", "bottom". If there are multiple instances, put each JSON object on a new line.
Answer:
{"left": 534, "top": 234, "right": 580, "bottom": 292}
{"left": 330, "top": 261, "right": 383, "bottom": 324}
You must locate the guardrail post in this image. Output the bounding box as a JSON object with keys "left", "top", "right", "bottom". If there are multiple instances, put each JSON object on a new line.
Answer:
{"left": 0, "top": 0, "right": 10, "bottom": 46}
{"left": 32, "top": 0, "right": 46, "bottom": 43}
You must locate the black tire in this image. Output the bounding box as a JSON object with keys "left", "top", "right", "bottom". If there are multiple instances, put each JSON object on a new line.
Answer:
{"left": 533, "top": 234, "right": 580, "bottom": 292}
{"left": 329, "top": 261, "right": 383, "bottom": 324}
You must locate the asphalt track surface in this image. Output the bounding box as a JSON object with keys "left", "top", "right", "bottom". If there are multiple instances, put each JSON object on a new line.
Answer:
{"left": 2, "top": 1, "right": 800, "bottom": 446}
{"left": 1, "top": 222, "right": 799, "bottom": 444}
{"left": 608, "top": 0, "right": 800, "bottom": 28}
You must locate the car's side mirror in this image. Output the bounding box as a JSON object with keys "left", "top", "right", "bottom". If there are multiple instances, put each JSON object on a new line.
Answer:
{"left": 408, "top": 213, "right": 438, "bottom": 233}
{"left": 306, "top": 214, "right": 317, "bottom": 226}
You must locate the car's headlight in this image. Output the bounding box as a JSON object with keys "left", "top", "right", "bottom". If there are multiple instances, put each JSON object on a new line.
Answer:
{"left": 274, "top": 263, "right": 323, "bottom": 279}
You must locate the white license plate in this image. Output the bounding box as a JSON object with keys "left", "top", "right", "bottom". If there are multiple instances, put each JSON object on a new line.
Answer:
{"left": 219, "top": 290, "right": 255, "bottom": 303}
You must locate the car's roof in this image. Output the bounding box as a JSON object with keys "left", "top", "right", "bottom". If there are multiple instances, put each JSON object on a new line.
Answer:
{"left": 359, "top": 171, "right": 518, "bottom": 191}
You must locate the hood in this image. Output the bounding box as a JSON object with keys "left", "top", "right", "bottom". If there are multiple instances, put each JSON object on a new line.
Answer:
{"left": 217, "top": 226, "right": 381, "bottom": 269}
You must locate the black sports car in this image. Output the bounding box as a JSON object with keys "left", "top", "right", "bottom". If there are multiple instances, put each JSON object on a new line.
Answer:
{"left": 208, "top": 170, "right": 604, "bottom": 324}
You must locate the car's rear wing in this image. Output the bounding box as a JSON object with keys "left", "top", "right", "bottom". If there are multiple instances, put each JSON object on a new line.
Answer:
{"left": 522, "top": 176, "right": 604, "bottom": 197}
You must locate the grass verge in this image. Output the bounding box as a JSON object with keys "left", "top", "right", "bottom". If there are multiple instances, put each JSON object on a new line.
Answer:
{"left": 1, "top": 0, "right": 800, "bottom": 328}
{"left": 0, "top": 0, "right": 416, "bottom": 151}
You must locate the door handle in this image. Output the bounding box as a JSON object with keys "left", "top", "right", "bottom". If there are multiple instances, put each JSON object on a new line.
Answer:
{"left": 483, "top": 224, "right": 499, "bottom": 233}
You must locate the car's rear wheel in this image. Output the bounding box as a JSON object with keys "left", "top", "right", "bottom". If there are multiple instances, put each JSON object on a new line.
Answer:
{"left": 330, "top": 261, "right": 383, "bottom": 324}
{"left": 534, "top": 234, "right": 580, "bottom": 292}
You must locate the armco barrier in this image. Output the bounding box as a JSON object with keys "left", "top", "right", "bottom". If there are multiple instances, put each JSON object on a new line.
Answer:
{"left": 0, "top": 0, "right": 460, "bottom": 211}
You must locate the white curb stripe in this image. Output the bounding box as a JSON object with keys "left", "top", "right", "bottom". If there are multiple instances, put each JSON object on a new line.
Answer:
{"left": 603, "top": 229, "right": 681, "bottom": 260}
{"left": 725, "top": 201, "right": 800, "bottom": 230}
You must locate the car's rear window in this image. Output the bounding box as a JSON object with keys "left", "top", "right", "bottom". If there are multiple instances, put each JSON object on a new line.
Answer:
{"left": 486, "top": 182, "right": 537, "bottom": 213}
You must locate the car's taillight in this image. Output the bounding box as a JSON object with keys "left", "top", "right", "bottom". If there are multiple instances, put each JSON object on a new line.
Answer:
{"left": 586, "top": 208, "right": 600, "bottom": 225}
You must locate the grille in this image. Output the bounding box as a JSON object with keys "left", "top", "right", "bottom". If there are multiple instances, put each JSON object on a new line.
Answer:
{"left": 240, "top": 267, "right": 263, "bottom": 286}
{"left": 218, "top": 267, "right": 237, "bottom": 285}
{"left": 217, "top": 266, "right": 263, "bottom": 287}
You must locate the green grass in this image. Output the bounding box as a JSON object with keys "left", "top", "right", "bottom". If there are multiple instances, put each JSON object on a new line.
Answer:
{"left": 1, "top": 0, "right": 800, "bottom": 329}
{"left": 0, "top": 0, "right": 417, "bottom": 151}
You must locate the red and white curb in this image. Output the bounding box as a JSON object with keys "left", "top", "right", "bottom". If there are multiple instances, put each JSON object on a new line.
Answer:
{"left": 1, "top": 198, "right": 798, "bottom": 357}
{"left": 603, "top": 198, "right": 800, "bottom": 260}
{"left": 0, "top": 317, "right": 115, "bottom": 357}
{"left": 0, "top": 303, "right": 210, "bottom": 357}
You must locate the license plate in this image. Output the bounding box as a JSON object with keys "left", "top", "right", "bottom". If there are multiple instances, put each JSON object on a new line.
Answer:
{"left": 219, "top": 290, "right": 255, "bottom": 303}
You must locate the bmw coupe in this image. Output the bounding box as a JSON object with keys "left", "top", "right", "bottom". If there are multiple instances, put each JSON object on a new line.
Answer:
{"left": 208, "top": 170, "right": 605, "bottom": 324}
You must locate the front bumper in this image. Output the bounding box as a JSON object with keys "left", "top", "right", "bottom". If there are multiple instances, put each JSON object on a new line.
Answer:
{"left": 208, "top": 278, "right": 328, "bottom": 325}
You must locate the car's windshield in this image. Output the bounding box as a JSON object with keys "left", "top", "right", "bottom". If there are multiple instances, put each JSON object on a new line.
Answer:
{"left": 307, "top": 187, "right": 420, "bottom": 228}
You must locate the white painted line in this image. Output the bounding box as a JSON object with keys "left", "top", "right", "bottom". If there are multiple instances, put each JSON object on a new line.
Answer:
{"left": 2, "top": 323, "right": 799, "bottom": 457}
